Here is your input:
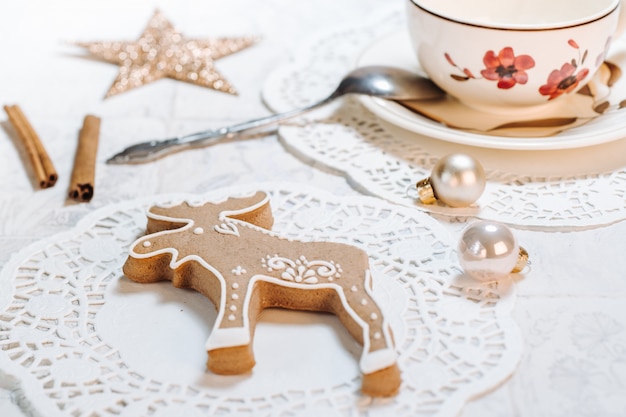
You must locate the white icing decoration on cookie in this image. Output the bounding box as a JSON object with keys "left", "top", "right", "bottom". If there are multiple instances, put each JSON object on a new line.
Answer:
{"left": 142, "top": 241, "right": 151, "bottom": 248}
{"left": 228, "top": 314, "right": 236, "bottom": 321}
{"left": 231, "top": 294, "right": 239, "bottom": 300}
{"left": 370, "top": 313, "right": 378, "bottom": 321}
{"left": 232, "top": 283, "right": 239, "bottom": 289}
{"left": 262, "top": 255, "right": 342, "bottom": 284}
{"left": 361, "top": 348, "right": 397, "bottom": 375}
{"left": 230, "top": 305, "right": 237, "bottom": 312}
{"left": 193, "top": 227, "right": 204, "bottom": 235}
{"left": 361, "top": 298, "right": 368, "bottom": 306}
{"left": 232, "top": 266, "right": 247, "bottom": 276}
{"left": 214, "top": 222, "right": 240, "bottom": 236}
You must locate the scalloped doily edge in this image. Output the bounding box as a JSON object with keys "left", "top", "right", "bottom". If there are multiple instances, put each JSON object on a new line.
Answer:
{"left": 0, "top": 181, "right": 522, "bottom": 417}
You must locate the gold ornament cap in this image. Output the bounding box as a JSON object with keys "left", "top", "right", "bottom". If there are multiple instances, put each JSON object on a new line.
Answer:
{"left": 415, "top": 178, "right": 437, "bottom": 205}
{"left": 512, "top": 246, "right": 529, "bottom": 273}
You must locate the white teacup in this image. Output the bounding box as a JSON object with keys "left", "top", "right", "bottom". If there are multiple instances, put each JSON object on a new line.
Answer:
{"left": 406, "top": 0, "right": 626, "bottom": 113}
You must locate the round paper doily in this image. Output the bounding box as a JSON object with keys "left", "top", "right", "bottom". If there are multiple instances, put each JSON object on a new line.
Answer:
{"left": 0, "top": 183, "right": 520, "bottom": 417}
{"left": 262, "top": 6, "right": 626, "bottom": 229}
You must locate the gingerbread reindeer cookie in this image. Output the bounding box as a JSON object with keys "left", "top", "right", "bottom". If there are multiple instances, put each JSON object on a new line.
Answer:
{"left": 123, "top": 191, "right": 401, "bottom": 397}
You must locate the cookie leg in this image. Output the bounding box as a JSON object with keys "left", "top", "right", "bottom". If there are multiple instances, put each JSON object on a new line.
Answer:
{"left": 358, "top": 328, "right": 401, "bottom": 396}
{"left": 339, "top": 271, "right": 400, "bottom": 396}
{"left": 362, "top": 364, "right": 402, "bottom": 397}
{"left": 204, "top": 317, "right": 256, "bottom": 374}
{"left": 204, "top": 277, "right": 260, "bottom": 375}
{"left": 207, "top": 344, "right": 255, "bottom": 375}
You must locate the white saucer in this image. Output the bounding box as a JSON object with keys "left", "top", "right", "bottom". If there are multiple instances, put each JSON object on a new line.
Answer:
{"left": 356, "top": 32, "right": 626, "bottom": 150}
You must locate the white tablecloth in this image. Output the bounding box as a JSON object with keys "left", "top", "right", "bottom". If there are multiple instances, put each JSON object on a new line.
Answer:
{"left": 1, "top": 1, "right": 625, "bottom": 416}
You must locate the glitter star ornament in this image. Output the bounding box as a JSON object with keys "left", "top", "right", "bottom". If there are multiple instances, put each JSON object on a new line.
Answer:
{"left": 77, "top": 9, "right": 258, "bottom": 98}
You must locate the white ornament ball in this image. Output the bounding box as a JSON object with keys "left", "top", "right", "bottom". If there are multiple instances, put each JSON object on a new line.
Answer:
{"left": 430, "top": 153, "right": 486, "bottom": 207}
{"left": 458, "top": 221, "right": 519, "bottom": 281}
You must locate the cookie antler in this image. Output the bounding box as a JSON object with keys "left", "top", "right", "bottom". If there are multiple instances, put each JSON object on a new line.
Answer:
{"left": 145, "top": 191, "right": 272, "bottom": 234}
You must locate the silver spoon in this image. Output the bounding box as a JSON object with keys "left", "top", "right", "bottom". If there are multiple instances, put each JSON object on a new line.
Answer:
{"left": 106, "top": 66, "right": 444, "bottom": 164}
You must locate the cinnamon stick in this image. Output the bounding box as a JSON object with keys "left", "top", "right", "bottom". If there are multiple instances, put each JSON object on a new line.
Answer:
{"left": 4, "top": 104, "right": 58, "bottom": 188}
{"left": 68, "top": 115, "right": 100, "bottom": 202}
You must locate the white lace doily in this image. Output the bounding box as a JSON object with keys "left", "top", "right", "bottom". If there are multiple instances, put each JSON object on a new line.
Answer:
{"left": 0, "top": 183, "right": 520, "bottom": 417}
{"left": 261, "top": 6, "right": 626, "bottom": 229}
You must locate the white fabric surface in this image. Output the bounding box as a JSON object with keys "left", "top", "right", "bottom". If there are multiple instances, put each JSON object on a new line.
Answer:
{"left": 1, "top": 1, "right": 625, "bottom": 416}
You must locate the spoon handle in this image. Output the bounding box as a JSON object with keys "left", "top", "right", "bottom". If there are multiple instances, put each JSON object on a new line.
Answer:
{"left": 106, "top": 94, "right": 337, "bottom": 164}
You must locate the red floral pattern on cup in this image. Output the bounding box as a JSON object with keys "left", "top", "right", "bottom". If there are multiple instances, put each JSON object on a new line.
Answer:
{"left": 538, "top": 64, "right": 590, "bottom": 100}
{"left": 538, "top": 39, "right": 590, "bottom": 100}
{"left": 445, "top": 40, "right": 595, "bottom": 102}
{"left": 480, "top": 47, "right": 535, "bottom": 89}
{"left": 446, "top": 47, "right": 535, "bottom": 89}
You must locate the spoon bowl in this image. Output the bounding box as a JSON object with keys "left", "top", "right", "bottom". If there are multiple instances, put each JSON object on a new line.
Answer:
{"left": 331, "top": 65, "right": 444, "bottom": 101}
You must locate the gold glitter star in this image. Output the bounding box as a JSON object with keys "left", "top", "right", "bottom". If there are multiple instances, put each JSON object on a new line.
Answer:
{"left": 76, "top": 9, "right": 258, "bottom": 98}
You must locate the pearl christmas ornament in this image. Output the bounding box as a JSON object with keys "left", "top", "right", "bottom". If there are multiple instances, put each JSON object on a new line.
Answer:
{"left": 416, "top": 153, "right": 486, "bottom": 207}
{"left": 458, "top": 221, "right": 528, "bottom": 281}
